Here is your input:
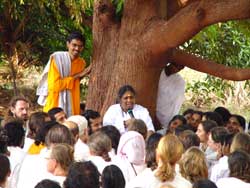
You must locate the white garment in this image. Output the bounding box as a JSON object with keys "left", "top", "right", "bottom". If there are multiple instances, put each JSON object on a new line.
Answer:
{"left": 7, "top": 147, "right": 26, "bottom": 188}
{"left": 88, "top": 156, "right": 113, "bottom": 174}
{"left": 23, "top": 137, "right": 34, "bottom": 152}
{"left": 156, "top": 71, "right": 185, "bottom": 128}
{"left": 216, "top": 177, "right": 250, "bottom": 188}
{"left": 203, "top": 145, "right": 218, "bottom": 174}
{"left": 103, "top": 104, "right": 155, "bottom": 134}
{"left": 210, "top": 156, "right": 229, "bottom": 183}
{"left": 17, "top": 148, "right": 51, "bottom": 188}
{"left": 74, "top": 139, "right": 90, "bottom": 162}
{"left": 112, "top": 155, "right": 146, "bottom": 183}
{"left": 126, "top": 168, "right": 192, "bottom": 188}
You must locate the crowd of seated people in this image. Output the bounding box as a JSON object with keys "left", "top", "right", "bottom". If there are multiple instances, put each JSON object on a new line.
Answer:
{"left": 0, "top": 85, "right": 250, "bottom": 188}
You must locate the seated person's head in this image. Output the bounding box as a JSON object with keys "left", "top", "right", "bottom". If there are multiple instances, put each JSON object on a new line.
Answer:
{"left": 66, "top": 115, "right": 88, "bottom": 143}
{"left": 8, "top": 95, "right": 30, "bottom": 121}
{"left": 190, "top": 111, "right": 203, "bottom": 130}
{"left": 117, "top": 131, "right": 145, "bottom": 166}
{"left": 35, "top": 179, "right": 61, "bottom": 188}
{"left": 183, "top": 108, "right": 194, "bottom": 125}
{"left": 127, "top": 119, "right": 147, "bottom": 140}
{"left": 226, "top": 114, "right": 246, "bottom": 133}
{"left": 83, "top": 109, "right": 102, "bottom": 135}
{"left": 101, "top": 165, "right": 125, "bottom": 188}
{"left": 179, "top": 147, "right": 208, "bottom": 183}
{"left": 228, "top": 150, "right": 250, "bottom": 183}
{"left": 48, "top": 107, "right": 67, "bottom": 124}
{"left": 178, "top": 130, "right": 200, "bottom": 151}
{"left": 230, "top": 132, "right": 250, "bottom": 154}
{"left": 214, "top": 106, "right": 231, "bottom": 125}
{"left": 46, "top": 143, "right": 74, "bottom": 176}
{"left": 88, "top": 131, "right": 112, "bottom": 162}
{"left": 168, "top": 115, "right": 187, "bottom": 133}
{"left": 63, "top": 121, "right": 79, "bottom": 143}
{"left": 192, "top": 179, "right": 218, "bottom": 188}
{"left": 4, "top": 120, "right": 25, "bottom": 148}
{"left": 202, "top": 111, "right": 223, "bottom": 127}
{"left": 45, "top": 124, "right": 75, "bottom": 148}
{"left": 0, "top": 154, "right": 10, "bottom": 187}
{"left": 145, "top": 133, "right": 162, "bottom": 170}
{"left": 64, "top": 161, "right": 100, "bottom": 188}
{"left": 99, "top": 126, "right": 121, "bottom": 154}
{"left": 117, "top": 85, "right": 136, "bottom": 112}
{"left": 28, "top": 111, "right": 50, "bottom": 139}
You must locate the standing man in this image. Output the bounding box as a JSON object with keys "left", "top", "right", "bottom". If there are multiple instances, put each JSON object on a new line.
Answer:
{"left": 37, "top": 31, "right": 91, "bottom": 117}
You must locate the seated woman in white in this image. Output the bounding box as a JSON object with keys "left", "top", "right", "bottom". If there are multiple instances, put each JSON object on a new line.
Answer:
{"left": 216, "top": 150, "right": 250, "bottom": 188}
{"left": 113, "top": 131, "right": 146, "bottom": 183}
{"left": 126, "top": 134, "right": 192, "bottom": 188}
{"left": 88, "top": 131, "right": 113, "bottom": 174}
{"left": 103, "top": 85, "right": 155, "bottom": 135}
{"left": 196, "top": 120, "right": 218, "bottom": 173}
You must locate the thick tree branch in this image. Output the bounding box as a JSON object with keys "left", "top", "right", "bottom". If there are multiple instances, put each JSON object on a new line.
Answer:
{"left": 171, "top": 49, "right": 250, "bottom": 81}
{"left": 94, "top": 0, "right": 117, "bottom": 26}
{"left": 145, "top": 0, "right": 250, "bottom": 55}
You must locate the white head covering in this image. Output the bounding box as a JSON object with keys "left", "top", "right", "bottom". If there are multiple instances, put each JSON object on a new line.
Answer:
{"left": 67, "top": 115, "right": 88, "bottom": 136}
{"left": 117, "top": 131, "right": 145, "bottom": 165}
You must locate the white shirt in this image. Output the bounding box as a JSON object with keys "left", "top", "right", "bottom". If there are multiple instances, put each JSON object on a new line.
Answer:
{"left": 17, "top": 148, "right": 51, "bottom": 188}
{"left": 74, "top": 139, "right": 90, "bottom": 162}
{"left": 103, "top": 104, "right": 155, "bottom": 134}
{"left": 216, "top": 177, "right": 250, "bottom": 188}
{"left": 7, "top": 147, "right": 26, "bottom": 188}
{"left": 156, "top": 71, "right": 185, "bottom": 128}
{"left": 126, "top": 168, "right": 192, "bottom": 188}
{"left": 88, "top": 156, "right": 113, "bottom": 174}
{"left": 210, "top": 156, "right": 229, "bottom": 183}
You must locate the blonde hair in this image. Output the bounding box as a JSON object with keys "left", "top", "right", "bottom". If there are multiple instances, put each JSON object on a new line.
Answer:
{"left": 155, "top": 134, "right": 183, "bottom": 182}
{"left": 50, "top": 143, "right": 74, "bottom": 172}
{"left": 179, "top": 146, "right": 208, "bottom": 183}
{"left": 230, "top": 132, "right": 250, "bottom": 154}
{"left": 88, "top": 131, "right": 112, "bottom": 161}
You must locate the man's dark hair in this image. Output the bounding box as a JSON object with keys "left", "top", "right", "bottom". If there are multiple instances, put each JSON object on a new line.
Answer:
{"left": 0, "top": 154, "right": 10, "bottom": 184}
{"left": 117, "top": 85, "right": 136, "bottom": 101}
{"left": 4, "top": 120, "right": 25, "bottom": 147}
{"left": 101, "top": 165, "right": 125, "bottom": 188}
{"left": 35, "top": 179, "right": 61, "bottom": 188}
{"left": 83, "top": 109, "right": 101, "bottom": 134}
{"left": 201, "top": 120, "right": 218, "bottom": 133}
{"left": 48, "top": 107, "right": 64, "bottom": 121}
{"left": 100, "top": 126, "right": 121, "bottom": 154}
{"left": 193, "top": 179, "right": 218, "bottom": 188}
{"left": 178, "top": 130, "right": 200, "bottom": 151}
{"left": 183, "top": 108, "right": 194, "bottom": 116}
{"left": 203, "top": 111, "right": 223, "bottom": 127}
{"left": 230, "top": 114, "right": 246, "bottom": 130}
{"left": 64, "top": 161, "right": 100, "bottom": 188}
{"left": 67, "top": 31, "right": 85, "bottom": 45}
{"left": 214, "top": 106, "right": 231, "bottom": 125}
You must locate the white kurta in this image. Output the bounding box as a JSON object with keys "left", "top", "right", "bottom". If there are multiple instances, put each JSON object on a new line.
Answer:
{"left": 216, "top": 177, "right": 250, "bottom": 188}
{"left": 156, "top": 71, "right": 185, "bottom": 128}
{"left": 103, "top": 104, "right": 155, "bottom": 134}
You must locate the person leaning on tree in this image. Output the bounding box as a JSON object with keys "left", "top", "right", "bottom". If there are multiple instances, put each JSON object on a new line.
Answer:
{"left": 36, "top": 31, "right": 91, "bottom": 117}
